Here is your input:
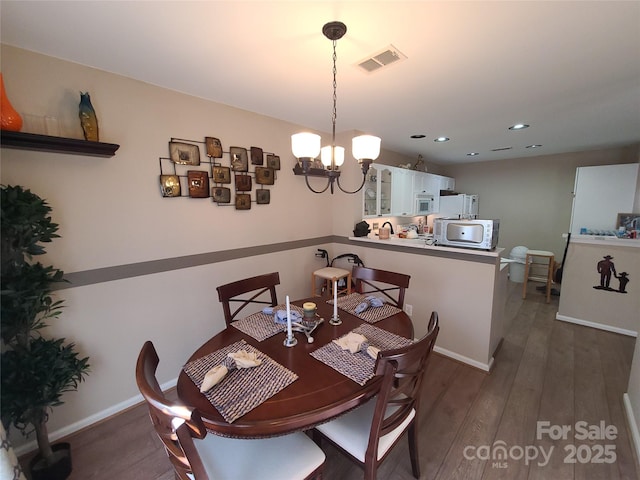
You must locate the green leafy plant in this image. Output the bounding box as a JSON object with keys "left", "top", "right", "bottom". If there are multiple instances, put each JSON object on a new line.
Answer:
{"left": 1, "top": 185, "right": 90, "bottom": 468}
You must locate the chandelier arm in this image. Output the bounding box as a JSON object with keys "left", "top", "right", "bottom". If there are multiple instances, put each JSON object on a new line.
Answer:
{"left": 336, "top": 173, "right": 367, "bottom": 195}
{"left": 305, "top": 174, "right": 332, "bottom": 194}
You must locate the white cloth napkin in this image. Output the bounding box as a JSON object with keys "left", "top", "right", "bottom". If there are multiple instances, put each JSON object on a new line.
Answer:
{"left": 200, "top": 350, "right": 262, "bottom": 392}
{"left": 333, "top": 332, "right": 380, "bottom": 359}
{"left": 228, "top": 350, "right": 262, "bottom": 368}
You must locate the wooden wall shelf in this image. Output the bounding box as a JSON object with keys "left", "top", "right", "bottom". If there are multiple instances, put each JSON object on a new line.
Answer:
{"left": 0, "top": 130, "right": 119, "bottom": 157}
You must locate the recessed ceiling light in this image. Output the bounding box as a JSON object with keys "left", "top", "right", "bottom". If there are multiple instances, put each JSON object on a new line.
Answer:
{"left": 467, "top": 152, "right": 479, "bottom": 156}
{"left": 434, "top": 137, "right": 449, "bottom": 142}
{"left": 526, "top": 144, "right": 542, "bottom": 148}
{"left": 410, "top": 134, "right": 426, "bottom": 139}
{"left": 508, "top": 123, "right": 530, "bottom": 130}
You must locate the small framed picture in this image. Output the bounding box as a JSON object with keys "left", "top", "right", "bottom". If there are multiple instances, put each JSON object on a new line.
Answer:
{"left": 266, "top": 154, "right": 281, "bottom": 170}
{"left": 235, "top": 174, "right": 252, "bottom": 191}
{"left": 256, "top": 189, "right": 270, "bottom": 205}
{"left": 205, "top": 137, "right": 223, "bottom": 158}
{"left": 255, "top": 167, "right": 275, "bottom": 185}
{"left": 250, "top": 146, "right": 264, "bottom": 165}
{"left": 212, "top": 166, "right": 231, "bottom": 184}
{"left": 187, "top": 170, "right": 209, "bottom": 198}
{"left": 235, "top": 193, "right": 251, "bottom": 210}
{"left": 212, "top": 187, "right": 231, "bottom": 203}
{"left": 230, "top": 146, "right": 248, "bottom": 172}
{"left": 159, "top": 175, "right": 181, "bottom": 197}
{"left": 169, "top": 141, "right": 200, "bottom": 166}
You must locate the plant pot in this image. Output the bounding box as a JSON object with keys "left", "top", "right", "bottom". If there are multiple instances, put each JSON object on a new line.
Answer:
{"left": 28, "top": 442, "right": 72, "bottom": 480}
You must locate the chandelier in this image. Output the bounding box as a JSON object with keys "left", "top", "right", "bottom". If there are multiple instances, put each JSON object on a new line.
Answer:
{"left": 291, "top": 21, "right": 381, "bottom": 194}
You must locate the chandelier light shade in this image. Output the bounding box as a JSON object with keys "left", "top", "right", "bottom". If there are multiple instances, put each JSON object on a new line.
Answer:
{"left": 352, "top": 135, "right": 381, "bottom": 163}
{"left": 321, "top": 145, "right": 344, "bottom": 167}
{"left": 291, "top": 132, "right": 321, "bottom": 159}
{"left": 291, "top": 21, "right": 381, "bottom": 194}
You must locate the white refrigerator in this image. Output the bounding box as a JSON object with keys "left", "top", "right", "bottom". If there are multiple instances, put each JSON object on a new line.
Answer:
{"left": 438, "top": 194, "right": 479, "bottom": 218}
{"left": 569, "top": 163, "right": 639, "bottom": 235}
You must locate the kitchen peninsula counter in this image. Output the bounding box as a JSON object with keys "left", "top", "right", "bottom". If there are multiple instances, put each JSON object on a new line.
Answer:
{"left": 340, "top": 235, "right": 509, "bottom": 372}
{"left": 348, "top": 235, "right": 504, "bottom": 261}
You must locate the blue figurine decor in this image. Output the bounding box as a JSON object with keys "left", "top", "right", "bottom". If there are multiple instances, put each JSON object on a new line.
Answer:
{"left": 78, "top": 92, "right": 99, "bottom": 141}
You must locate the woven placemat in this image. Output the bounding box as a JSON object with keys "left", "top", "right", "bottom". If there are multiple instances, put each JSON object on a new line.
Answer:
{"left": 310, "top": 324, "right": 413, "bottom": 385}
{"left": 231, "top": 304, "right": 305, "bottom": 341}
{"left": 328, "top": 292, "right": 402, "bottom": 324}
{"left": 183, "top": 340, "right": 298, "bottom": 423}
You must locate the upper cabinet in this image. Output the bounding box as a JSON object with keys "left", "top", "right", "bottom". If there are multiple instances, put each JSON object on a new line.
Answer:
{"left": 362, "top": 165, "right": 457, "bottom": 218}
{"left": 390, "top": 168, "right": 415, "bottom": 216}
{"left": 428, "top": 173, "right": 455, "bottom": 193}
{"left": 363, "top": 164, "right": 392, "bottom": 217}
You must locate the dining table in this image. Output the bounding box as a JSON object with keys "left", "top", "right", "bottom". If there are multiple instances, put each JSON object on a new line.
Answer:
{"left": 176, "top": 294, "right": 414, "bottom": 438}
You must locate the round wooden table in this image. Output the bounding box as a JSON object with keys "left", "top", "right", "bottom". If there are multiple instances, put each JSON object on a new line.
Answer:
{"left": 176, "top": 296, "right": 413, "bottom": 438}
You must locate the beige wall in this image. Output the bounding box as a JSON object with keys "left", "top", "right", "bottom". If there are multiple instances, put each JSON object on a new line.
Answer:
{"left": 442, "top": 148, "right": 639, "bottom": 260}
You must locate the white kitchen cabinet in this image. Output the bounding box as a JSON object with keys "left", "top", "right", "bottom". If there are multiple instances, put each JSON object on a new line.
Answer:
{"left": 363, "top": 164, "right": 392, "bottom": 217}
{"left": 440, "top": 175, "right": 456, "bottom": 192}
{"left": 429, "top": 174, "right": 455, "bottom": 193}
{"left": 413, "top": 172, "right": 440, "bottom": 194}
{"left": 363, "top": 166, "right": 456, "bottom": 218}
{"left": 390, "top": 167, "right": 415, "bottom": 216}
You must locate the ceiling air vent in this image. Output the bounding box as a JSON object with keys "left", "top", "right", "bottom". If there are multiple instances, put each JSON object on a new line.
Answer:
{"left": 356, "top": 45, "right": 407, "bottom": 73}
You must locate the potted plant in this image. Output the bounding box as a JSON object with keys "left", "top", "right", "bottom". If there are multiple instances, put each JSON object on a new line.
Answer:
{"left": 1, "top": 185, "right": 90, "bottom": 480}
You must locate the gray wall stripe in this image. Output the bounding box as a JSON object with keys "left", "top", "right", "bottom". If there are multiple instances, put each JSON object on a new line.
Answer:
{"left": 57, "top": 236, "right": 336, "bottom": 290}
{"left": 56, "top": 235, "right": 496, "bottom": 290}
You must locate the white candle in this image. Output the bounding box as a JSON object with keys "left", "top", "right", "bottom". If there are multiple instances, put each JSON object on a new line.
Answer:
{"left": 333, "top": 280, "right": 338, "bottom": 318}
{"left": 286, "top": 295, "right": 292, "bottom": 339}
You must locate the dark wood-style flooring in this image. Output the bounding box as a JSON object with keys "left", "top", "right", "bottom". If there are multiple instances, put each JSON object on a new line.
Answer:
{"left": 20, "top": 282, "right": 639, "bottom": 479}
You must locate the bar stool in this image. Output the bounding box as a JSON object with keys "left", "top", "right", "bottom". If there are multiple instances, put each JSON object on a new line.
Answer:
{"left": 522, "top": 250, "right": 555, "bottom": 303}
{"left": 311, "top": 267, "right": 351, "bottom": 298}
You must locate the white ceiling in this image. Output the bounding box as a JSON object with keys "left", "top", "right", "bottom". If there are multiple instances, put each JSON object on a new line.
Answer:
{"left": 1, "top": 1, "right": 639, "bottom": 165}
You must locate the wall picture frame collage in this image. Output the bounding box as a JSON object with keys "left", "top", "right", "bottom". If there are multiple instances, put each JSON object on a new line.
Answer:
{"left": 158, "top": 136, "right": 280, "bottom": 210}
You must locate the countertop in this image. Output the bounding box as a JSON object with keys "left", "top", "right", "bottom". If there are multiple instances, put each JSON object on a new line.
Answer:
{"left": 348, "top": 235, "right": 504, "bottom": 258}
{"left": 567, "top": 234, "right": 640, "bottom": 248}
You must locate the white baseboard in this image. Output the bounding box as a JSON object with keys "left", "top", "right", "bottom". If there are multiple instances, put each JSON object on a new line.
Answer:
{"left": 555, "top": 313, "right": 637, "bottom": 337}
{"left": 13, "top": 377, "right": 178, "bottom": 457}
{"left": 623, "top": 393, "right": 640, "bottom": 469}
{"left": 433, "top": 345, "right": 493, "bottom": 372}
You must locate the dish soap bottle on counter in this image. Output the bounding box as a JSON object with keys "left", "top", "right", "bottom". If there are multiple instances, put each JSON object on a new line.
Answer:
{"left": 418, "top": 219, "right": 424, "bottom": 234}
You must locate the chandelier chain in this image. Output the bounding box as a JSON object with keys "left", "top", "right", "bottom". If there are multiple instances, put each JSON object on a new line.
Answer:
{"left": 331, "top": 39, "right": 338, "bottom": 157}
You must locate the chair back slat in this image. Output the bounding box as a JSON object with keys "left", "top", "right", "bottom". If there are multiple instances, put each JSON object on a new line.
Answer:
{"left": 216, "top": 272, "right": 280, "bottom": 326}
{"left": 352, "top": 266, "right": 410, "bottom": 308}
{"left": 136, "top": 341, "right": 209, "bottom": 480}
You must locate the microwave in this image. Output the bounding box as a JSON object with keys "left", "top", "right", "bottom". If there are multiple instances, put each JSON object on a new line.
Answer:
{"left": 433, "top": 218, "right": 499, "bottom": 250}
{"left": 415, "top": 193, "right": 435, "bottom": 215}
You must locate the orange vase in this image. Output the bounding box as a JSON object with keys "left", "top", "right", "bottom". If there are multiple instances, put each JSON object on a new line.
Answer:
{"left": 0, "top": 73, "right": 23, "bottom": 132}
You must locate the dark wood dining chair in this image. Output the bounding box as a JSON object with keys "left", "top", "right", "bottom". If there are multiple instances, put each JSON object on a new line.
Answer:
{"left": 351, "top": 266, "right": 411, "bottom": 308}
{"left": 313, "top": 312, "right": 440, "bottom": 480}
{"left": 136, "top": 341, "right": 325, "bottom": 480}
{"left": 216, "top": 272, "right": 280, "bottom": 326}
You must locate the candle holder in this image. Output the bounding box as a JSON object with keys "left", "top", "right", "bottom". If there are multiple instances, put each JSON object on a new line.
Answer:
{"left": 329, "top": 314, "right": 342, "bottom": 326}
{"left": 283, "top": 333, "right": 298, "bottom": 347}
